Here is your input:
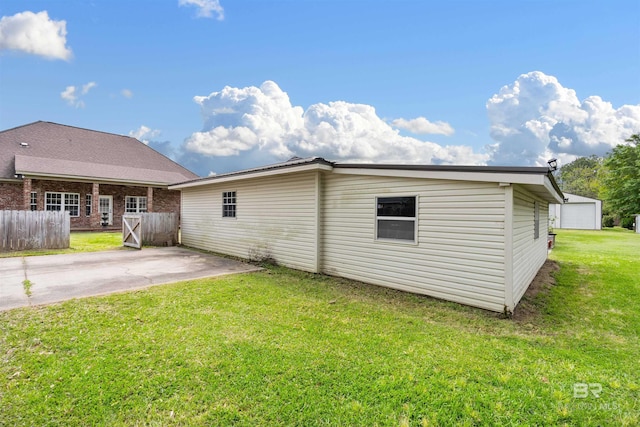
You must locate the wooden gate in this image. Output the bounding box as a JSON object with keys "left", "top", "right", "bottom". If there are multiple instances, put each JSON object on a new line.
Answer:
{"left": 122, "top": 215, "right": 142, "bottom": 249}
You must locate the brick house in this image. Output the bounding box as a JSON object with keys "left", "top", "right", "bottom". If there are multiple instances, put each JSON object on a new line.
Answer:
{"left": 0, "top": 121, "right": 198, "bottom": 230}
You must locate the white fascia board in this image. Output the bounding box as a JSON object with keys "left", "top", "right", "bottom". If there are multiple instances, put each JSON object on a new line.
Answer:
{"left": 543, "top": 176, "right": 564, "bottom": 203}
{"left": 503, "top": 184, "right": 514, "bottom": 312}
{"left": 333, "top": 166, "right": 545, "bottom": 186}
{"left": 170, "top": 162, "right": 334, "bottom": 190}
{"left": 15, "top": 172, "right": 169, "bottom": 188}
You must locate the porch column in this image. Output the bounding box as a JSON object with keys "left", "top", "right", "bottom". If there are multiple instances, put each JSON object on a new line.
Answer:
{"left": 22, "top": 178, "right": 32, "bottom": 210}
{"left": 147, "top": 186, "right": 154, "bottom": 212}
{"left": 91, "top": 183, "right": 100, "bottom": 227}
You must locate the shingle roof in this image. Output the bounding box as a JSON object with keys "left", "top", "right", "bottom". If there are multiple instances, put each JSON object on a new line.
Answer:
{"left": 0, "top": 121, "right": 198, "bottom": 185}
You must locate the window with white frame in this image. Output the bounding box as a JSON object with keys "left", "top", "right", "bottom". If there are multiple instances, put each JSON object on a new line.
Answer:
{"left": 222, "top": 191, "right": 236, "bottom": 218}
{"left": 45, "top": 192, "right": 80, "bottom": 217}
{"left": 30, "top": 192, "right": 37, "bottom": 211}
{"left": 376, "top": 196, "right": 417, "bottom": 242}
{"left": 85, "top": 194, "right": 92, "bottom": 216}
{"left": 125, "top": 196, "right": 147, "bottom": 213}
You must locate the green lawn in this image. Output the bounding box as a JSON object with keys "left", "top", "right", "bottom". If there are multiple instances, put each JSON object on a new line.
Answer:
{"left": 0, "top": 231, "right": 122, "bottom": 258}
{"left": 1, "top": 229, "right": 638, "bottom": 426}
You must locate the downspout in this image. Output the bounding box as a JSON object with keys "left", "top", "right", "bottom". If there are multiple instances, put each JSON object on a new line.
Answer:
{"left": 502, "top": 183, "right": 515, "bottom": 314}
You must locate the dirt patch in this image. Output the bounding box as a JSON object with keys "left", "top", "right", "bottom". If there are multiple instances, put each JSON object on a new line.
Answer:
{"left": 512, "top": 260, "right": 560, "bottom": 321}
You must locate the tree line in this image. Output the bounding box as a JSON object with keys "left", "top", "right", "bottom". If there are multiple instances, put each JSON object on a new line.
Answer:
{"left": 556, "top": 134, "right": 639, "bottom": 229}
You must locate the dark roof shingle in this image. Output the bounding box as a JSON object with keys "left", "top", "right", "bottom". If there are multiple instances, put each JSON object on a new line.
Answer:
{"left": 0, "top": 121, "right": 198, "bottom": 184}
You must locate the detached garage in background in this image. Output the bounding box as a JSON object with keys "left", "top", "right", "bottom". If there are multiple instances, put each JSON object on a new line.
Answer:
{"left": 171, "top": 157, "right": 564, "bottom": 314}
{"left": 549, "top": 193, "right": 602, "bottom": 230}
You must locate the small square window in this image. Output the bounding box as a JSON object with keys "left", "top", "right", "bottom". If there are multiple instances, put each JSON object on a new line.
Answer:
{"left": 376, "top": 196, "right": 417, "bottom": 242}
{"left": 30, "top": 192, "right": 37, "bottom": 211}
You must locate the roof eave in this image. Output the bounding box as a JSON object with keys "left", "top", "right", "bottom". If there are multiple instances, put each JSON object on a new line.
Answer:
{"left": 0, "top": 177, "right": 23, "bottom": 183}
{"left": 543, "top": 174, "right": 565, "bottom": 204}
{"left": 170, "top": 161, "right": 334, "bottom": 189}
{"left": 16, "top": 171, "right": 173, "bottom": 188}
{"left": 333, "top": 165, "right": 546, "bottom": 185}
{"left": 336, "top": 163, "right": 551, "bottom": 174}
{"left": 168, "top": 159, "right": 564, "bottom": 203}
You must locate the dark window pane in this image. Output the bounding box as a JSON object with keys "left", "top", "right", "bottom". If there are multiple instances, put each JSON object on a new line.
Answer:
{"left": 377, "top": 197, "right": 415, "bottom": 217}
{"left": 377, "top": 219, "right": 415, "bottom": 241}
{"left": 223, "top": 204, "right": 236, "bottom": 217}
{"left": 222, "top": 191, "right": 236, "bottom": 217}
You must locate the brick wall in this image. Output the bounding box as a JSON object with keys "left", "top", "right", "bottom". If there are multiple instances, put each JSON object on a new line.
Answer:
{"left": 0, "top": 180, "right": 182, "bottom": 231}
{"left": 0, "top": 183, "right": 24, "bottom": 210}
{"left": 152, "top": 188, "right": 181, "bottom": 213}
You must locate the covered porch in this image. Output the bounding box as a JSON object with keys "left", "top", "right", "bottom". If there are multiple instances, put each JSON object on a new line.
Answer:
{"left": 21, "top": 178, "right": 181, "bottom": 231}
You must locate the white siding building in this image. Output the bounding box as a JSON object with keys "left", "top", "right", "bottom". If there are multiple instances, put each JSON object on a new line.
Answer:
{"left": 171, "top": 158, "right": 563, "bottom": 314}
{"left": 549, "top": 193, "right": 602, "bottom": 230}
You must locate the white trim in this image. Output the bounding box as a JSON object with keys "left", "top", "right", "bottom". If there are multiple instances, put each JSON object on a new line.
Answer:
{"left": 14, "top": 172, "right": 172, "bottom": 187}
{"left": 170, "top": 163, "right": 562, "bottom": 204}
{"left": 503, "top": 184, "right": 514, "bottom": 312}
{"left": 222, "top": 190, "right": 237, "bottom": 218}
{"left": 334, "top": 167, "right": 545, "bottom": 187}
{"left": 170, "top": 163, "right": 333, "bottom": 190}
{"left": 543, "top": 176, "right": 564, "bottom": 203}
{"left": 99, "top": 195, "right": 113, "bottom": 225}
{"left": 374, "top": 195, "right": 418, "bottom": 244}
{"left": 125, "top": 195, "right": 148, "bottom": 214}
{"left": 45, "top": 191, "right": 80, "bottom": 217}
{"left": 85, "top": 193, "right": 92, "bottom": 217}
{"left": 314, "top": 171, "right": 322, "bottom": 272}
{"left": 30, "top": 191, "right": 37, "bottom": 211}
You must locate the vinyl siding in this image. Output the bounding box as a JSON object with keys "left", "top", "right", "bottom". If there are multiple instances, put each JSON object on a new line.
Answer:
{"left": 512, "top": 185, "right": 549, "bottom": 305}
{"left": 180, "top": 171, "right": 318, "bottom": 271}
{"left": 321, "top": 174, "right": 507, "bottom": 312}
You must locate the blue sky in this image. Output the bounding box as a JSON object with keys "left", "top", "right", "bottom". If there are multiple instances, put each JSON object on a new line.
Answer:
{"left": 1, "top": 0, "right": 639, "bottom": 176}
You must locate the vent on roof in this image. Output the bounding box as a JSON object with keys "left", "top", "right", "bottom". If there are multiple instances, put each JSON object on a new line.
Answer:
{"left": 20, "top": 142, "right": 29, "bottom": 147}
{"left": 287, "top": 156, "right": 303, "bottom": 162}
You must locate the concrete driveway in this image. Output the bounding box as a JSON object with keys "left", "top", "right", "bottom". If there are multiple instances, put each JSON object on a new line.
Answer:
{"left": 0, "top": 247, "right": 261, "bottom": 311}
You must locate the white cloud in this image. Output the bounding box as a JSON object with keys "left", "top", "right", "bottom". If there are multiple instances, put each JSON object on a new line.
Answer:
{"left": 182, "top": 81, "right": 487, "bottom": 175}
{"left": 121, "top": 89, "right": 133, "bottom": 99}
{"left": 129, "top": 125, "right": 161, "bottom": 144}
{"left": 0, "top": 11, "right": 72, "bottom": 60}
{"left": 391, "top": 117, "right": 455, "bottom": 136}
{"left": 178, "top": 0, "right": 224, "bottom": 20}
{"left": 487, "top": 71, "right": 640, "bottom": 166}
{"left": 60, "top": 81, "right": 96, "bottom": 108}
{"left": 81, "top": 82, "right": 96, "bottom": 94}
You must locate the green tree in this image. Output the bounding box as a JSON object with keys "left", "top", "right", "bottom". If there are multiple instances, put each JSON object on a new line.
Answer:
{"left": 601, "top": 134, "right": 640, "bottom": 218}
{"left": 558, "top": 155, "right": 603, "bottom": 199}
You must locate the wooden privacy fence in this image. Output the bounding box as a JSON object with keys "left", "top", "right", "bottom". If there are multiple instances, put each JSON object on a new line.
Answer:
{"left": 123, "top": 212, "right": 179, "bottom": 249}
{"left": 0, "top": 210, "right": 70, "bottom": 252}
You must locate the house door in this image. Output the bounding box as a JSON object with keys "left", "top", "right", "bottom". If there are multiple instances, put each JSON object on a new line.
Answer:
{"left": 99, "top": 195, "right": 113, "bottom": 225}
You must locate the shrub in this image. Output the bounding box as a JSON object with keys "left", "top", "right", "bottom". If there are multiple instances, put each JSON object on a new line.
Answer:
{"left": 621, "top": 216, "right": 635, "bottom": 230}
{"left": 602, "top": 215, "right": 615, "bottom": 228}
